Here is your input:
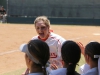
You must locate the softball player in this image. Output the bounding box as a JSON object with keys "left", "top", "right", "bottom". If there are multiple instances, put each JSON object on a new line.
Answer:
{"left": 32, "top": 16, "right": 66, "bottom": 69}
{"left": 20, "top": 40, "right": 50, "bottom": 75}
{"left": 80, "top": 41, "right": 100, "bottom": 75}
{"left": 22, "top": 16, "right": 66, "bottom": 75}
{"left": 49, "top": 40, "right": 81, "bottom": 75}
{"left": 32, "top": 32, "right": 66, "bottom": 68}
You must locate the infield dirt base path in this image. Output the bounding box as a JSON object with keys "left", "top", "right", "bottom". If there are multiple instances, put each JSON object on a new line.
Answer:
{"left": 0, "top": 23, "right": 100, "bottom": 74}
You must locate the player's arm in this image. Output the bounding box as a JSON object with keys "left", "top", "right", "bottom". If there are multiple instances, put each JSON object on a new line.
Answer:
{"left": 76, "top": 42, "right": 85, "bottom": 55}
{"left": 50, "top": 64, "right": 58, "bottom": 70}
{"left": 22, "top": 68, "right": 29, "bottom": 75}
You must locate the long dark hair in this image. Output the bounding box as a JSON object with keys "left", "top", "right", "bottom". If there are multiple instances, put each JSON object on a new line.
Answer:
{"left": 61, "top": 40, "right": 81, "bottom": 75}
{"left": 28, "top": 39, "right": 50, "bottom": 75}
{"left": 85, "top": 41, "right": 100, "bottom": 63}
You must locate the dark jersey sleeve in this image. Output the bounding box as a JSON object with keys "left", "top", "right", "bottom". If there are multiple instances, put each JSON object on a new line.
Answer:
{"left": 0, "top": 9, "right": 6, "bottom": 15}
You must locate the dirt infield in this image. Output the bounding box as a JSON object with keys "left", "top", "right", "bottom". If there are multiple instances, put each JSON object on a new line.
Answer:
{"left": 0, "top": 23, "right": 100, "bottom": 74}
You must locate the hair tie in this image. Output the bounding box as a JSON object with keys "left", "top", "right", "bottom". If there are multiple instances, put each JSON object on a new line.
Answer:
{"left": 42, "top": 66, "right": 45, "bottom": 68}
{"left": 94, "top": 55, "right": 100, "bottom": 58}
{"left": 69, "top": 63, "right": 72, "bottom": 65}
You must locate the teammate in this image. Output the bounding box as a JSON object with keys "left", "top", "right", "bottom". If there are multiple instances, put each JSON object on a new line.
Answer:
{"left": 20, "top": 39, "right": 50, "bottom": 75}
{"left": 49, "top": 40, "right": 81, "bottom": 75}
{"left": 22, "top": 16, "right": 66, "bottom": 75}
{"left": 80, "top": 41, "right": 100, "bottom": 75}
{"left": 32, "top": 16, "right": 66, "bottom": 69}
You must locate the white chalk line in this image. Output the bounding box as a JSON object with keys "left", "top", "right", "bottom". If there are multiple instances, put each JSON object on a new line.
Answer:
{"left": 0, "top": 36, "right": 88, "bottom": 56}
{"left": 68, "top": 36, "right": 88, "bottom": 40}
{"left": 93, "top": 33, "right": 100, "bottom": 35}
{"left": 0, "top": 50, "right": 19, "bottom": 56}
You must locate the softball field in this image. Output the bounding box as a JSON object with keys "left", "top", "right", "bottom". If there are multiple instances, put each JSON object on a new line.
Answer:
{"left": 0, "top": 23, "right": 100, "bottom": 75}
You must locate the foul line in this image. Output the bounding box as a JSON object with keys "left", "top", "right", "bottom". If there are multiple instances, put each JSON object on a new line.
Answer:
{"left": 0, "top": 36, "right": 88, "bottom": 56}
{"left": 0, "top": 50, "right": 19, "bottom": 56}
{"left": 68, "top": 36, "right": 88, "bottom": 40}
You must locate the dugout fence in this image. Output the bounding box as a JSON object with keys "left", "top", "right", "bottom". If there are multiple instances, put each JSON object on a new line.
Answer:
{"left": 6, "top": 0, "right": 100, "bottom": 25}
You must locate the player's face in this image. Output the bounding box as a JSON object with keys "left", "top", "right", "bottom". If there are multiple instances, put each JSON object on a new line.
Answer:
{"left": 35, "top": 20, "right": 49, "bottom": 39}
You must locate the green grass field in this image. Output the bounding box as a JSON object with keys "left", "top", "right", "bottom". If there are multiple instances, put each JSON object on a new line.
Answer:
{"left": 1, "top": 54, "right": 85, "bottom": 75}
{"left": 1, "top": 68, "right": 26, "bottom": 75}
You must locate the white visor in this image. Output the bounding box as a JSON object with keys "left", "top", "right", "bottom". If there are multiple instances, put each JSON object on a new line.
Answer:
{"left": 20, "top": 44, "right": 40, "bottom": 64}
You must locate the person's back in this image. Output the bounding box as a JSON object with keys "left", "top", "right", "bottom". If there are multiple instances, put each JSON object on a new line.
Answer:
{"left": 49, "top": 40, "right": 81, "bottom": 75}
{"left": 50, "top": 68, "right": 80, "bottom": 75}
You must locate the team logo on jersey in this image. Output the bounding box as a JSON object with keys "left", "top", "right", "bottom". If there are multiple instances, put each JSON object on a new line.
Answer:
{"left": 50, "top": 53, "right": 57, "bottom": 58}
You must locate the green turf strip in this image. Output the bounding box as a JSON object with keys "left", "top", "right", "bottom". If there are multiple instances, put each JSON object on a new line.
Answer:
{"left": 1, "top": 68, "right": 26, "bottom": 75}
{"left": 1, "top": 55, "right": 85, "bottom": 75}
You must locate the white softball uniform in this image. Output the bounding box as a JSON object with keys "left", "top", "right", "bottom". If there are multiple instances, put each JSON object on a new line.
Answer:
{"left": 49, "top": 68, "right": 66, "bottom": 75}
{"left": 49, "top": 68, "right": 80, "bottom": 75}
{"left": 28, "top": 73, "right": 43, "bottom": 75}
{"left": 79, "top": 63, "right": 90, "bottom": 74}
{"left": 81, "top": 67, "right": 98, "bottom": 75}
{"left": 32, "top": 32, "right": 66, "bottom": 68}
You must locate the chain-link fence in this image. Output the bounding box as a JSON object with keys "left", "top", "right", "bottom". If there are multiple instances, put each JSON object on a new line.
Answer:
{"left": 7, "top": 0, "right": 100, "bottom": 19}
